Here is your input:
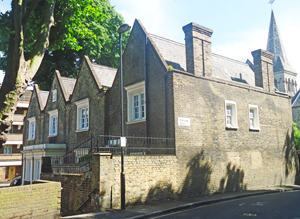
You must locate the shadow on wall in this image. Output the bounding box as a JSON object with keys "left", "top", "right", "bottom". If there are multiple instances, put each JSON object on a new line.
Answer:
{"left": 218, "top": 163, "right": 247, "bottom": 192}
{"left": 179, "top": 150, "right": 212, "bottom": 197}
{"left": 283, "top": 131, "right": 300, "bottom": 184}
{"left": 128, "top": 150, "right": 247, "bottom": 206}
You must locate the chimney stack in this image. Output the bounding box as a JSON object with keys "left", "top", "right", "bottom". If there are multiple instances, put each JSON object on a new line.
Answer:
{"left": 182, "top": 22, "right": 213, "bottom": 77}
{"left": 251, "top": 49, "right": 275, "bottom": 92}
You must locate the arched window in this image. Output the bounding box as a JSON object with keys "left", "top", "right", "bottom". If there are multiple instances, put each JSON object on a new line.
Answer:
{"left": 292, "top": 80, "right": 295, "bottom": 93}
{"left": 288, "top": 79, "right": 291, "bottom": 92}
{"left": 274, "top": 79, "right": 278, "bottom": 89}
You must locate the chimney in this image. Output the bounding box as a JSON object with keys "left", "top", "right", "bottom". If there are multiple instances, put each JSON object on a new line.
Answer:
{"left": 182, "top": 22, "right": 213, "bottom": 77}
{"left": 251, "top": 49, "right": 275, "bottom": 92}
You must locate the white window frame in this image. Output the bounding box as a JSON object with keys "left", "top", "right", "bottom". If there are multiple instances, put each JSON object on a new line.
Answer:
{"left": 124, "top": 81, "right": 146, "bottom": 123}
{"left": 27, "top": 117, "right": 36, "bottom": 140}
{"left": 75, "top": 98, "right": 89, "bottom": 131}
{"left": 249, "top": 104, "right": 260, "bottom": 130}
{"left": 52, "top": 89, "right": 57, "bottom": 102}
{"left": 48, "top": 109, "right": 58, "bottom": 136}
{"left": 4, "top": 145, "right": 12, "bottom": 154}
{"left": 225, "top": 100, "right": 238, "bottom": 129}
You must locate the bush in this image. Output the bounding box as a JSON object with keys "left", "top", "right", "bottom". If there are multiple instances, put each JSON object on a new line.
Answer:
{"left": 293, "top": 122, "right": 300, "bottom": 150}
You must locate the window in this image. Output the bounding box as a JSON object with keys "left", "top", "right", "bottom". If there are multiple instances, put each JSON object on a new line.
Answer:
{"left": 249, "top": 104, "right": 260, "bottom": 130}
{"left": 26, "top": 160, "right": 31, "bottom": 180}
{"left": 52, "top": 89, "right": 57, "bottom": 102}
{"left": 225, "top": 100, "right": 238, "bottom": 129}
{"left": 75, "top": 98, "right": 89, "bottom": 131}
{"left": 27, "top": 117, "right": 36, "bottom": 140}
{"left": 48, "top": 109, "right": 58, "bottom": 136}
{"left": 8, "top": 126, "right": 13, "bottom": 134}
{"left": 35, "top": 160, "right": 41, "bottom": 180}
{"left": 4, "top": 145, "right": 12, "bottom": 154}
{"left": 125, "top": 81, "right": 146, "bottom": 122}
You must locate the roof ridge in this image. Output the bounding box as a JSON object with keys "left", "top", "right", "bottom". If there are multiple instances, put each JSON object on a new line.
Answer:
{"left": 61, "top": 76, "right": 76, "bottom": 80}
{"left": 212, "top": 53, "right": 249, "bottom": 66}
{"left": 91, "top": 63, "right": 117, "bottom": 70}
{"left": 149, "top": 33, "right": 185, "bottom": 47}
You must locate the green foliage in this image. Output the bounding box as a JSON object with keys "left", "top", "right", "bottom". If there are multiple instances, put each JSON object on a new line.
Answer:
{"left": 293, "top": 122, "right": 300, "bottom": 150}
{"left": 78, "top": 153, "right": 92, "bottom": 164}
{"left": 0, "top": 0, "right": 129, "bottom": 90}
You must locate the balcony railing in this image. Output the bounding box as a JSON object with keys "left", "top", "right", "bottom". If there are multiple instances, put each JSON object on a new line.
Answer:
{"left": 12, "top": 114, "right": 25, "bottom": 123}
{"left": 7, "top": 134, "right": 23, "bottom": 142}
{"left": 48, "top": 135, "right": 175, "bottom": 174}
{"left": 0, "top": 153, "right": 22, "bottom": 161}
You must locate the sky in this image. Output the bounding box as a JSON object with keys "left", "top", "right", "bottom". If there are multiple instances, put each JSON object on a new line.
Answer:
{"left": 0, "top": 0, "right": 300, "bottom": 84}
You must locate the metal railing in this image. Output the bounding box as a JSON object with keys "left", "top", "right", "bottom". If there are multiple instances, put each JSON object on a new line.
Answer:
{"left": 50, "top": 135, "right": 175, "bottom": 174}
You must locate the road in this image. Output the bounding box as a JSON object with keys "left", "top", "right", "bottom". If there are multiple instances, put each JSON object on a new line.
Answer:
{"left": 150, "top": 190, "right": 300, "bottom": 219}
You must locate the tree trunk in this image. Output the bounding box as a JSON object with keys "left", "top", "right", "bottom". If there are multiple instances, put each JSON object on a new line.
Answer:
{"left": 0, "top": 0, "right": 56, "bottom": 148}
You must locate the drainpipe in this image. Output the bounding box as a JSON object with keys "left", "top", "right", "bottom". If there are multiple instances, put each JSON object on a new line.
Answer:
{"left": 145, "top": 35, "right": 149, "bottom": 138}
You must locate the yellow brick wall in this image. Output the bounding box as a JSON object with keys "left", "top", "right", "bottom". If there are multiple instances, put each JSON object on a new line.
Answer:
{"left": 0, "top": 181, "right": 61, "bottom": 219}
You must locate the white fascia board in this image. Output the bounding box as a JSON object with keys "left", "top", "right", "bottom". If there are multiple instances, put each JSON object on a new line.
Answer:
{"left": 17, "top": 102, "right": 29, "bottom": 108}
{"left": 0, "top": 161, "right": 22, "bottom": 166}
{"left": 5, "top": 141, "right": 23, "bottom": 145}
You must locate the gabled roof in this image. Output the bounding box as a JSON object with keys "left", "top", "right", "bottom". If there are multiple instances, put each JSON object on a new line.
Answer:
{"left": 60, "top": 76, "right": 76, "bottom": 101}
{"left": 83, "top": 56, "right": 117, "bottom": 90}
{"left": 34, "top": 84, "right": 49, "bottom": 111}
{"left": 292, "top": 89, "right": 300, "bottom": 107}
{"left": 267, "top": 10, "right": 295, "bottom": 73}
{"left": 148, "top": 33, "right": 255, "bottom": 86}
{"left": 91, "top": 63, "right": 117, "bottom": 88}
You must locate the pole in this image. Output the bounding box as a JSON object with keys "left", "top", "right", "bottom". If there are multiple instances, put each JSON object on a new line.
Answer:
{"left": 120, "top": 33, "right": 126, "bottom": 210}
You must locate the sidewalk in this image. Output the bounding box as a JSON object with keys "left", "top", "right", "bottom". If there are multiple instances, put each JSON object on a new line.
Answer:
{"left": 0, "top": 179, "right": 11, "bottom": 188}
{"left": 62, "top": 185, "right": 300, "bottom": 219}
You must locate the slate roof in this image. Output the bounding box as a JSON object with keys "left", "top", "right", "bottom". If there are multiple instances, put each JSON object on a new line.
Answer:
{"left": 267, "top": 10, "right": 295, "bottom": 73}
{"left": 39, "top": 91, "right": 49, "bottom": 109}
{"left": 61, "top": 76, "right": 76, "bottom": 100}
{"left": 91, "top": 63, "right": 117, "bottom": 88}
{"left": 292, "top": 89, "right": 300, "bottom": 107}
{"left": 149, "top": 34, "right": 255, "bottom": 86}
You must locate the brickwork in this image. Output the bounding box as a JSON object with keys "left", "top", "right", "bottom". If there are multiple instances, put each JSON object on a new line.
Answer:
{"left": 0, "top": 181, "right": 61, "bottom": 219}
{"left": 252, "top": 49, "right": 275, "bottom": 92}
{"left": 43, "top": 74, "right": 68, "bottom": 146}
{"left": 183, "top": 23, "right": 213, "bottom": 77}
{"left": 23, "top": 88, "right": 44, "bottom": 146}
{"left": 41, "top": 154, "right": 101, "bottom": 216}
{"left": 98, "top": 155, "right": 178, "bottom": 209}
{"left": 172, "top": 71, "right": 298, "bottom": 196}
{"left": 68, "top": 60, "right": 106, "bottom": 149}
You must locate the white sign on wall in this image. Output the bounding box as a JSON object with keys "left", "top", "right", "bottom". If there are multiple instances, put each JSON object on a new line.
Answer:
{"left": 178, "top": 117, "right": 190, "bottom": 127}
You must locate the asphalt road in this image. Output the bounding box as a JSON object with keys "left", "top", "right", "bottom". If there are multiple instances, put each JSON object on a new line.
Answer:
{"left": 150, "top": 190, "right": 300, "bottom": 219}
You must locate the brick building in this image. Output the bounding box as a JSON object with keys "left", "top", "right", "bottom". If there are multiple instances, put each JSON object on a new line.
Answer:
{"left": 0, "top": 88, "right": 32, "bottom": 180}
{"left": 23, "top": 11, "right": 298, "bottom": 208}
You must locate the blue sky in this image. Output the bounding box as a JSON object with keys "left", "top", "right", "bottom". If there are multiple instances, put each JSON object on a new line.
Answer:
{"left": 1, "top": 0, "right": 300, "bottom": 84}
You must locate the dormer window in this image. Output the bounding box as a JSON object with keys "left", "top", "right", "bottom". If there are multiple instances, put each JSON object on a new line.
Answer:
{"left": 52, "top": 89, "right": 57, "bottom": 102}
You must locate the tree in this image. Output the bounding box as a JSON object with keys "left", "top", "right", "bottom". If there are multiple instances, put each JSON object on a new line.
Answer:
{"left": 0, "top": 0, "right": 127, "bottom": 147}
{"left": 0, "top": 0, "right": 56, "bottom": 147}
{"left": 293, "top": 122, "right": 300, "bottom": 150}
{"left": 1, "top": 0, "right": 128, "bottom": 90}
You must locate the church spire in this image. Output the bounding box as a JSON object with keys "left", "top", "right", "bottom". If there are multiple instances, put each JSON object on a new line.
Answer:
{"left": 266, "top": 10, "right": 295, "bottom": 72}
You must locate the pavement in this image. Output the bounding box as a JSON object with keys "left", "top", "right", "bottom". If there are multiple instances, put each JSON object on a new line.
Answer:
{"left": 0, "top": 179, "right": 11, "bottom": 187}
{"left": 61, "top": 185, "right": 300, "bottom": 219}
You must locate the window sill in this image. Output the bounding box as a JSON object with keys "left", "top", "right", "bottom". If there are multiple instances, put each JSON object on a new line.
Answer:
{"left": 27, "top": 138, "right": 35, "bottom": 141}
{"left": 48, "top": 134, "right": 57, "bottom": 138}
{"left": 249, "top": 128, "right": 260, "bottom": 131}
{"left": 225, "top": 126, "right": 238, "bottom": 130}
{"left": 76, "top": 129, "right": 89, "bottom": 133}
{"left": 126, "top": 119, "right": 146, "bottom": 125}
